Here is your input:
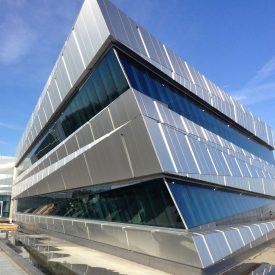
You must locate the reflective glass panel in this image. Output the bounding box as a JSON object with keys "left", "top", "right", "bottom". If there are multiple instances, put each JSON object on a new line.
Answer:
{"left": 17, "top": 179, "right": 184, "bottom": 229}
{"left": 0, "top": 195, "right": 11, "bottom": 218}
{"left": 167, "top": 179, "right": 275, "bottom": 228}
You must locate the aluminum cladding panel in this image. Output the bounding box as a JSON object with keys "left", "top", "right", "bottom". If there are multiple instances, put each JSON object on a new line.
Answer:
{"left": 54, "top": 57, "right": 73, "bottom": 101}
{"left": 72, "top": 116, "right": 161, "bottom": 186}
{"left": 138, "top": 26, "right": 172, "bottom": 71}
{"left": 98, "top": 0, "right": 147, "bottom": 56}
{"left": 16, "top": 0, "right": 111, "bottom": 161}
{"left": 76, "top": 0, "right": 110, "bottom": 67}
{"left": 165, "top": 46, "right": 193, "bottom": 83}
{"left": 61, "top": 154, "right": 92, "bottom": 190}
{"left": 109, "top": 89, "right": 141, "bottom": 129}
{"left": 62, "top": 33, "right": 86, "bottom": 85}
{"left": 42, "top": 92, "right": 54, "bottom": 122}
{"left": 47, "top": 80, "right": 62, "bottom": 111}
{"left": 90, "top": 108, "right": 114, "bottom": 140}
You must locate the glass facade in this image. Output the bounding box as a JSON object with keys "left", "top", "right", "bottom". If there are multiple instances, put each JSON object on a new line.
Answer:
{"left": 17, "top": 177, "right": 275, "bottom": 229}
{"left": 17, "top": 179, "right": 184, "bottom": 229}
{"left": 17, "top": 49, "right": 129, "bottom": 175}
{"left": 167, "top": 179, "right": 275, "bottom": 228}
{"left": 0, "top": 195, "right": 11, "bottom": 218}
{"left": 118, "top": 52, "right": 274, "bottom": 164}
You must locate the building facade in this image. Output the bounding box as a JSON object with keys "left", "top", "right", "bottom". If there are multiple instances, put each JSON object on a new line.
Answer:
{"left": 12, "top": 0, "right": 275, "bottom": 273}
{"left": 0, "top": 156, "right": 15, "bottom": 218}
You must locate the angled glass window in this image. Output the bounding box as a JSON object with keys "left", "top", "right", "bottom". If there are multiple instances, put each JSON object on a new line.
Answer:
{"left": 118, "top": 51, "right": 274, "bottom": 164}
{"left": 17, "top": 179, "right": 184, "bottom": 229}
{"left": 167, "top": 178, "right": 275, "bottom": 228}
{"left": 0, "top": 195, "right": 11, "bottom": 218}
{"left": 17, "top": 49, "right": 129, "bottom": 175}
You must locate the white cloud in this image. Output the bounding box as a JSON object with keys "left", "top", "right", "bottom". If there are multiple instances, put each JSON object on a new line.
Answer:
{"left": 246, "top": 56, "right": 275, "bottom": 87}
{"left": 0, "top": 122, "right": 22, "bottom": 131}
{"left": 233, "top": 55, "right": 275, "bottom": 106}
{"left": 233, "top": 81, "right": 275, "bottom": 106}
{"left": 0, "top": 140, "right": 8, "bottom": 145}
{"left": 0, "top": 16, "right": 36, "bottom": 64}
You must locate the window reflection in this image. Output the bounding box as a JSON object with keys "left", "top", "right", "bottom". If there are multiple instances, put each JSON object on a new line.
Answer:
{"left": 167, "top": 179, "right": 275, "bottom": 228}
{"left": 0, "top": 195, "right": 11, "bottom": 217}
{"left": 17, "top": 179, "right": 184, "bottom": 229}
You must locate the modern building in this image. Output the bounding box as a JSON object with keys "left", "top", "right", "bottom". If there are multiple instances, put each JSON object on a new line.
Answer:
{"left": 0, "top": 156, "right": 15, "bottom": 218}
{"left": 12, "top": 0, "right": 275, "bottom": 273}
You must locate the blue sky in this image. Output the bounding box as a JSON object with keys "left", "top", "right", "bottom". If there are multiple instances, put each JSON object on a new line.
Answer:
{"left": 0, "top": 0, "right": 275, "bottom": 156}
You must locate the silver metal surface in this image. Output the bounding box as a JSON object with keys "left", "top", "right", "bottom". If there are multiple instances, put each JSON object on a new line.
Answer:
{"left": 11, "top": 0, "right": 275, "bottom": 272}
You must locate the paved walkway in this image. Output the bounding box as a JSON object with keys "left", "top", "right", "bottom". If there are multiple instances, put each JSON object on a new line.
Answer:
{"left": 16, "top": 233, "right": 171, "bottom": 275}
{"left": 0, "top": 250, "right": 26, "bottom": 274}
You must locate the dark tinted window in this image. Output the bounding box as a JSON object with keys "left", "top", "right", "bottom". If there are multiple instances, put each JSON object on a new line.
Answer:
{"left": 0, "top": 195, "right": 11, "bottom": 218}
{"left": 167, "top": 179, "right": 274, "bottom": 228}
{"left": 17, "top": 179, "right": 184, "bottom": 229}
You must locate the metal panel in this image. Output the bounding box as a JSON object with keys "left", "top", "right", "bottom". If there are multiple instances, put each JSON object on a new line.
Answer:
{"left": 121, "top": 116, "right": 162, "bottom": 177}
{"left": 133, "top": 90, "right": 150, "bottom": 118}
{"left": 47, "top": 218, "right": 64, "bottom": 234}
{"left": 224, "top": 153, "right": 242, "bottom": 177}
{"left": 224, "top": 229, "right": 243, "bottom": 252}
{"left": 192, "top": 235, "right": 213, "bottom": 268}
{"left": 138, "top": 26, "right": 172, "bottom": 71}
{"left": 74, "top": 9, "right": 96, "bottom": 67}
{"left": 188, "top": 138, "right": 217, "bottom": 175}
{"left": 90, "top": 108, "right": 114, "bottom": 140}
{"left": 207, "top": 146, "right": 231, "bottom": 176}
{"left": 153, "top": 230, "right": 201, "bottom": 267}
{"left": 54, "top": 57, "right": 72, "bottom": 101}
{"left": 55, "top": 143, "right": 68, "bottom": 161}
{"left": 144, "top": 117, "right": 175, "bottom": 173}
{"left": 250, "top": 224, "right": 262, "bottom": 239}
{"left": 99, "top": 0, "right": 147, "bottom": 56}
{"left": 46, "top": 169, "right": 66, "bottom": 192}
{"left": 161, "top": 125, "right": 182, "bottom": 173}
{"left": 259, "top": 223, "right": 268, "bottom": 235}
{"left": 48, "top": 151, "right": 58, "bottom": 166}
{"left": 32, "top": 115, "right": 42, "bottom": 138}
{"left": 175, "top": 131, "right": 199, "bottom": 174}
{"left": 84, "top": 130, "right": 132, "bottom": 184}
{"left": 166, "top": 47, "right": 193, "bottom": 83}
{"left": 99, "top": 0, "right": 134, "bottom": 52}
{"left": 156, "top": 103, "right": 177, "bottom": 128}
{"left": 61, "top": 154, "right": 91, "bottom": 190}
{"left": 125, "top": 227, "right": 157, "bottom": 256}
{"left": 64, "top": 135, "right": 79, "bottom": 155}
{"left": 76, "top": 0, "right": 109, "bottom": 67}
{"left": 30, "top": 176, "right": 50, "bottom": 195}
{"left": 62, "top": 33, "right": 85, "bottom": 85}
{"left": 187, "top": 64, "right": 208, "bottom": 92}
{"left": 76, "top": 123, "right": 94, "bottom": 148}
{"left": 204, "top": 232, "right": 230, "bottom": 262}
{"left": 86, "top": 222, "right": 128, "bottom": 249}
{"left": 236, "top": 159, "right": 251, "bottom": 178}
{"left": 63, "top": 220, "right": 89, "bottom": 240}
{"left": 47, "top": 79, "right": 62, "bottom": 111}
{"left": 110, "top": 89, "right": 141, "bottom": 128}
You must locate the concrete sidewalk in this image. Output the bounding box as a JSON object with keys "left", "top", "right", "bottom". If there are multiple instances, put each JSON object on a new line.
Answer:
{"left": 16, "top": 232, "right": 171, "bottom": 275}
{"left": 0, "top": 250, "right": 26, "bottom": 274}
